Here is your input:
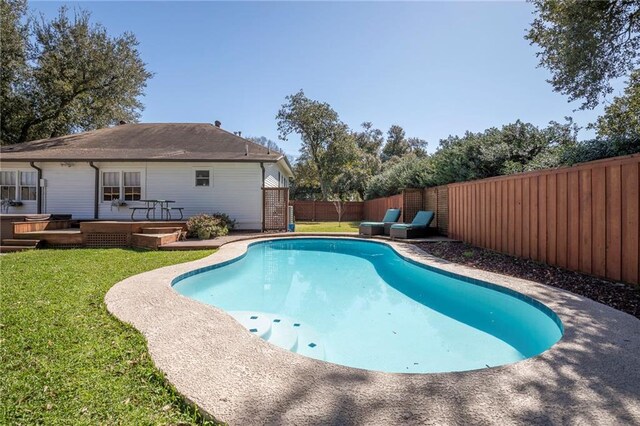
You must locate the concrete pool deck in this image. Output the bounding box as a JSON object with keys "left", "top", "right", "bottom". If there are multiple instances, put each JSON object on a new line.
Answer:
{"left": 105, "top": 236, "right": 640, "bottom": 425}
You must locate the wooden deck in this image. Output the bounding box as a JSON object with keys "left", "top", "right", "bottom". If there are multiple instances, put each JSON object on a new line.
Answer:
{"left": 10, "top": 220, "right": 187, "bottom": 249}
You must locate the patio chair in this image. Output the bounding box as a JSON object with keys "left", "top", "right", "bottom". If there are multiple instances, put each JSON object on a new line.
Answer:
{"left": 359, "top": 208, "right": 402, "bottom": 236}
{"left": 389, "top": 210, "right": 435, "bottom": 239}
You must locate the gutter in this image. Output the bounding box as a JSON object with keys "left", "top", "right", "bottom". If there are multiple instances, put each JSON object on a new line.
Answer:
{"left": 29, "top": 162, "right": 43, "bottom": 214}
{"left": 260, "top": 162, "right": 265, "bottom": 232}
{"left": 89, "top": 162, "right": 99, "bottom": 219}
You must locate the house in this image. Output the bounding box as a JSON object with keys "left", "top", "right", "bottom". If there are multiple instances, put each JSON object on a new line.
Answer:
{"left": 0, "top": 122, "right": 293, "bottom": 230}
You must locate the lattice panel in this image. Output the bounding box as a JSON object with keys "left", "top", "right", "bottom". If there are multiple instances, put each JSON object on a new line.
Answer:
{"left": 436, "top": 186, "right": 449, "bottom": 236}
{"left": 422, "top": 186, "right": 449, "bottom": 235}
{"left": 402, "top": 189, "right": 423, "bottom": 223}
{"left": 46, "top": 243, "right": 84, "bottom": 249}
{"left": 264, "top": 188, "right": 288, "bottom": 231}
{"left": 85, "top": 233, "right": 129, "bottom": 248}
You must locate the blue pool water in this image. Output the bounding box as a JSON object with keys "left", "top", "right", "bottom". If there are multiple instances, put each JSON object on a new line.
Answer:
{"left": 172, "top": 238, "right": 563, "bottom": 373}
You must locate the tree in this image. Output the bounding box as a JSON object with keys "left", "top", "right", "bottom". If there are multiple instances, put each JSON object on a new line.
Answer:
{"left": 407, "top": 137, "right": 428, "bottom": 157}
{"left": 323, "top": 134, "right": 360, "bottom": 224}
{"left": 381, "top": 125, "right": 409, "bottom": 161}
{"left": 592, "top": 69, "right": 640, "bottom": 139}
{"left": 289, "top": 156, "right": 322, "bottom": 200}
{"left": 246, "top": 136, "right": 284, "bottom": 153}
{"left": 1, "top": 4, "right": 152, "bottom": 144}
{"left": 526, "top": 0, "right": 640, "bottom": 109}
{"left": 365, "top": 155, "right": 434, "bottom": 199}
{"left": 353, "top": 122, "right": 384, "bottom": 155}
{"left": 277, "top": 90, "right": 352, "bottom": 200}
{"left": 429, "top": 119, "right": 578, "bottom": 185}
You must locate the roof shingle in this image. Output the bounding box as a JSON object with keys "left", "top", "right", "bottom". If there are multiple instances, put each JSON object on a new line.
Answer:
{"left": 1, "top": 123, "right": 285, "bottom": 163}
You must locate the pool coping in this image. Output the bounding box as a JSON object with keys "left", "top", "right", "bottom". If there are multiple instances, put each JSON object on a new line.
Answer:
{"left": 105, "top": 236, "right": 640, "bottom": 425}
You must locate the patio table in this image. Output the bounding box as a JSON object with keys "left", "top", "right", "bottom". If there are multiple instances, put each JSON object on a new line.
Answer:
{"left": 136, "top": 199, "right": 176, "bottom": 221}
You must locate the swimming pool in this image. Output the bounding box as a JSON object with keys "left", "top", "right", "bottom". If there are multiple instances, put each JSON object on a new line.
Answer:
{"left": 172, "top": 238, "right": 563, "bottom": 373}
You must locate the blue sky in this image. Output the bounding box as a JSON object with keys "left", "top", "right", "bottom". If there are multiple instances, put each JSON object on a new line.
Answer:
{"left": 31, "top": 1, "right": 619, "bottom": 159}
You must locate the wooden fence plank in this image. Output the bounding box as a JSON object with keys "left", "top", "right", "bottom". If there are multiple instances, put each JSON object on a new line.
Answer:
{"left": 522, "top": 177, "right": 530, "bottom": 259}
{"left": 490, "top": 181, "right": 496, "bottom": 250}
{"left": 591, "top": 167, "right": 607, "bottom": 278}
{"left": 621, "top": 162, "right": 639, "bottom": 284}
{"left": 606, "top": 165, "right": 622, "bottom": 281}
{"left": 515, "top": 179, "right": 522, "bottom": 257}
{"left": 538, "top": 175, "right": 548, "bottom": 263}
{"left": 547, "top": 173, "right": 557, "bottom": 266}
{"left": 501, "top": 181, "right": 509, "bottom": 252}
{"left": 507, "top": 180, "right": 514, "bottom": 255}
{"left": 567, "top": 171, "right": 580, "bottom": 271}
{"left": 530, "top": 176, "right": 539, "bottom": 260}
{"left": 556, "top": 172, "right": 568, "bottom": 269}
{"left": 579, "top": 170, "right": 593, "bottom": 275}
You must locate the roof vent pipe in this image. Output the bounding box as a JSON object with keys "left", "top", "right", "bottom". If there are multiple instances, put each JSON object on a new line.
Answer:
{"left": 245, "top": 143, "right": 249, "bottom": 156}
{"left": 214, "top": 120, "right": 221, "bottom": 128}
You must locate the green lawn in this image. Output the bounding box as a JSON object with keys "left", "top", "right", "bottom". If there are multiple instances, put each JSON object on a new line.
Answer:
{"left": 0, "top": 248, "right": 220, "bottom": 425}
{"left": 295, "top": 221, "right": 360, "bottom": 233}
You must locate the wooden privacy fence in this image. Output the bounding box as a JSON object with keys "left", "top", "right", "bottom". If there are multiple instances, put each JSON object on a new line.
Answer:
{"left": 363, "top": 194, "right": 403, "bottom": 221}
{"left": 448, "top": 154, "right": 640, "bottom": 285}
{"left": 289, "top": 200, "right": 363, "bottom": 221}
{"left": 291, "top": 188, "right": 450, "bottom": 233}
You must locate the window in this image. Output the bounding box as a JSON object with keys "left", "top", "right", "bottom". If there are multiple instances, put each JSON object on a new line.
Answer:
{"left": 0, "top": 171, "right": 16, "bottom": 200}
{"left": 20, "top": 171, "right": 37, "bottom": 201}
{"left": 102, "top": 172, "right": 120, "bottom": 201}
{"left": 195, "top": 170, "right": 210, "bottom": 187}
{"left": 102, "top": 170, "right": 143, "bottom": 201}
{"left": 123, "top": 172, "right": 141, "bottom": 201}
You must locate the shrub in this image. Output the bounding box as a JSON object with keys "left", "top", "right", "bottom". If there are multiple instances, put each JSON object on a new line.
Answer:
{"left": 210, "top": 212, "right": 236, "bottom": 230}
{"left": 186, "top": 214, "right": 232, "bottom": 239}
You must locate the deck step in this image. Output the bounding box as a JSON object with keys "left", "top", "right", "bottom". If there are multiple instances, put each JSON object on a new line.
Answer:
{"left": 141, "top": 227, "right": 184, "bottom": 234}
{"left": 2, "top": 239, "right": 41, "bottom": 246}
{"left": 0, "top": 245, "right": 36, "bottom": 253}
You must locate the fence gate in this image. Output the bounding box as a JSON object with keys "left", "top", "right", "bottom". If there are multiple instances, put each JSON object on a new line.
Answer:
{"left": 263, "top": 188, "right": 289, "bottom": 231}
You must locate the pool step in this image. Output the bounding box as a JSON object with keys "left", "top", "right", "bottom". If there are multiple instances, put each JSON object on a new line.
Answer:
{"left": 228, "top": 311, "right": 272, "bottom": 339}
{"left": 227, "top": 311, "right": 325, "bottom": 361}
{"left": 267, "top": 317, "right": 299, "bottom": 351}
{"left": 295, "top": 328, "right": 326, "bottom": 361}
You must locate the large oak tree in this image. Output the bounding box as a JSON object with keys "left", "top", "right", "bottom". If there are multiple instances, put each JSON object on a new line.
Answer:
{"left": 526, "top": 0, "right": 640, "bottom": 110}
{"left": 1, "top": 1, "right": 152, "bottom": 144}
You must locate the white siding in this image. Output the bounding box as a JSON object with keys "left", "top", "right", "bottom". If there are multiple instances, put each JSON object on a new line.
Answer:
{"left": 143, "top": 162, "right": 263, "bottom": 229}
{"left": 42, "top": 162, "right": 95, "bottom": 218}
{"left": 264, "top": 163, "right": 289, "bottom": 188}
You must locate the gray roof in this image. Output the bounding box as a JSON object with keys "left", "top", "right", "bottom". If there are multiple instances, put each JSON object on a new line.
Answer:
{"left": 1, "top": 123, "right": 289, "bottom": 166}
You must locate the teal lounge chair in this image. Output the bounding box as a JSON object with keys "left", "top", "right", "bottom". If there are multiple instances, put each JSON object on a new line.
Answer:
{"left": 359, "top": 208, "right": 402, "bottom": 236}
{"left": 389, "top": 210, "right": 435, "bottom": 239}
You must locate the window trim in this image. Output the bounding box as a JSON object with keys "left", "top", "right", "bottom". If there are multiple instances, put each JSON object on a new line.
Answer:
{"left": 0, "top": 169, "right": 37, "bottom": 202}
{"left": 100, "top": 169, "right": 144, "bottom": 203}
{"left": 193, "top": 167, "right": 213, "bottom": 188}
